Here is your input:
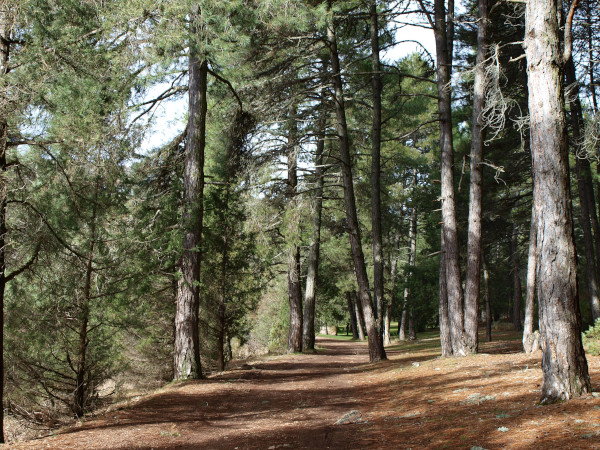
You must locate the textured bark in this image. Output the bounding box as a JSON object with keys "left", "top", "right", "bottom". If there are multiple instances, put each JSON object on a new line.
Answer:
{"left": 287, "top": 104, "right": 303, "bottom": 354}
{"left": 439, "top": 232, "right": 453, "bottom": 356}
{"left": 370, "top": 0, "right": 385, "bottom": 340}
{"left": 174, "top": 44, "right": 207, "bottom": 380}
{"left": 524, "top": 0, "right": 591, "bottom": 402}
{"left": 384, "top": 233, "right": 401, "bottom": 346}
{"left": 523, "top": 202, "right": 540, "bottom": 353}
{"left": 346, "top": 292, "right": 359, "bottom": 340}
{"left": 326, "top": 6, "right": 384, "bottom": 362}
{"left": 566, "top": 59, "right": 600, "bottom": 322}
{"left": 302, "top": 115, "right": 325, "bottom": 351}
{"left": 217, "top": 209, "right": 230, "bottom": 371}
{"left": 482, "top": 258, "right": 492, "bottom": 342}
{"left": 0, "top": 8, "right": 9, "bottom": 441}
{"left": 464, "top": 0, "right": 489, "bottom": 354}
{"left": 511, "top": 224, "right": 522, "bottom": 331}
{"left": 353, "top": 291, "right": 366, "bottom": 341}
{"left": 434, "top": 0, "right": 466, "bottom": 356}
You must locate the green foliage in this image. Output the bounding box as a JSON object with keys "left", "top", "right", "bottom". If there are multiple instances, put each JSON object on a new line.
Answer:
{"left": 583, "top": 319, "right": 600, "bottom": 356}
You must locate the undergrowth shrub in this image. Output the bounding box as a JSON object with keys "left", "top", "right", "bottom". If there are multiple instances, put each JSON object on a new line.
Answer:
{"left": 583, "top": 319, "right": 600, "bottom": 356}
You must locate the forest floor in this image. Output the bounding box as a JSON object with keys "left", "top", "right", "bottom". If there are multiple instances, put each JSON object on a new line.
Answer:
{"left": 7, "top": 330, "right": 600, "bottom": 449}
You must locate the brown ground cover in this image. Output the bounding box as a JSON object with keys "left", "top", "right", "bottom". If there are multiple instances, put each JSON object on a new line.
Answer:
{"left": 6, "top": 331, "right": 600, "bottom": 449}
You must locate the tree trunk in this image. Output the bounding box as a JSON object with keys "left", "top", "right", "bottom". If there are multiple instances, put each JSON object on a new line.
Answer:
{"left": 74, "top": 185, "right": 98, "bottom": 417}
{"left": 346, "top": 292, "right": 359, "bottom": 340}
{"left": 405, "top": 195, "right": 419, "bottom": 340}
{"left": 464, "top": 0, "right": 489, "bottom": 354}
{"left": 370, "top": 0, "right": 385, "bottom": 346}
{"left": 482, "top": 258, "right": 492, "bottom": 342}
{"left": 434, "top": 0, "right": 467, "bottom": 356}
{"left": 523, "top": 201, "right": 540, "bottom": 352}
{"left": 326, "top": 5, "right": 384, "bottom": 362}
{"left": 0, "top": 8, "right": 9, "bottom": 441}
{"left": 384, "top": 233, "right": 401, "bottom": 346}
{"left": 287, "top": 104, "right": 303, "bottom": 354}
{"left": 524, "top": 0, "right": 591, "bottom": 402}
{"left": 439, "top": 232, "right": 453, "bottom": 356}
{"left": 302, "top": 114, "right": 325, "bottom": 351}
{"left": 566, "top": 58, "right": 600, "bottom": 322}
{"left": 174, "top": 42, "right": 207, "bottom": 380}
{"left": 511, "top": 224, "right": 522, "bottom": 331}
{"left": 217, "top": 204, "right": 230, "bottom": 372}
{"left": 353, "top": 290, "right": 366, "bottom": 341}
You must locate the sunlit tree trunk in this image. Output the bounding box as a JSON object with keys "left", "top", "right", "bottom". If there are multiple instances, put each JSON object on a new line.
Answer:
{"left": 354, "top": 291, "right": 366, "bottom": 340}
{"left": 524, "top": 0, "right": 590, "bottom": 402}
{"left": 439, "top": 233, "right": 452, "bottom": 356}
{"left": 303, "top": 114, "right": 325, "bottom": 351}
{"left": 433, "top": 0, "right": 467, "bottom": 356}
{"left": 523, "top": 202, "right": 539, "bottom": 353}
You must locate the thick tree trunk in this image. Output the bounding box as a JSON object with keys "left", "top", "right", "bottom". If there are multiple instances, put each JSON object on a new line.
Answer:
{"left": 287, "top": 104, "right": 303, "bottom": 353}
{"left": 326, "top": 6, "right": 384, "bottom": 362}
{"left": 370, "top": 0, "right": 385, "bottom": 344}
{"left": 434, "top": 0, "right": 467, "bottom": 356}
{"left": 346, "top": 292, "right": 359, "bottom": 339}
{"left": 511, "top": 224, "right": 522, "bottom": 331}
{"left": 439, "top": 232, "right": 453, "bottom": 356}
{"left": 302, "top": 116, "right": 325, "bottom": 351}
{"left": 464, "top": 0, "right": 489, "bottom": 353}
{"left": 174, "top": 47, "right": 207, "bottom": 380}
{"left": 566, "top": 59, "right": 600, "bottom": 322}
{"left": 523, "top": 202, "right": 540, "bottom": 353}
{"left": 524, "top": 0, "right": 591, "bottom": 402}
{"left": 353, "top": 290, "right": 366, "bottom": 341}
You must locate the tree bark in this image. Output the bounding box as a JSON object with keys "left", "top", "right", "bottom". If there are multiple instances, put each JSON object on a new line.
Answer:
{"left": 174, "top": 35, "right": 207, "bottom": 380}
{"left": 464, "top": 0, "right": 489, "bottom": 354}
{"left": 433, "top": 0, "right": 467, "bottom": 356}
{"left": 287, "top": 104, "right": 303, "bottom": 353}
{"left": 524, "top": 0, "right": 591, "bottom": 402}
{"left": 482, "top": 257, "right": 492, "bottom": 342}
{"left": 523, "top": 201, "right": 540, "bottom": 352}
{"left": 302, "top": 114, "right": 325, "bottom": 351}
{"left": 353, "top": 291, "right": 366, "bottom": 341}
{"left": 346, "top": 292, "right": 359, "bottom": 339}
{"left": 0, "top": 8, "right": 9, "bottom": 441}
{"left": 370, "top": 0, "right": 385, "bottom": 346}
{"left": 326, "top": 4, "right": 384, "bottom": 362}
{"left": 439, "top": 232, "right": 453, "bottom": 356}
{"left": 384, "top": 233, "right": 400, "bottom": 346}
{"left": 565, "top": 58, "right": 600, "bottom": 322}
{"left": 511, "top": 224, "right": 522, "bottom": 331}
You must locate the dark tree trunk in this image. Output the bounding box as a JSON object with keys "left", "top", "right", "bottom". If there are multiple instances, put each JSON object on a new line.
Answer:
{"left": 287, "top": 104, "right": 303, "bottom": 354}
{"left": 523, "top": 202, "right": 540, "bottom": 352}
{"left": 0, "top": 9, "right": 9, "bottom": 441}
{"left": 566, "top": 58, "right": 600, "bottom": 322}
{"left": 464, "top": 0, "right": 489, "bottom": 353}
{"left": 353, "top": 290, "right": 366, "bottom": 341}
{"left": 302, "top": 114, "right": 325, "bottom": 351}
{"left": 74, "top": 185, "right": 99, "bottom": 417}
{"left": 433, "top": 0, "right": 467, "bottom": 356}
{"left": 524, "top": 0, "right": 591, "bottom": 402}
{"left": 217, "top": 204, "right": 230, "bottom": 372}
{"left": 482, "top": 258, "right": 492, "bottom": 342}
{"left": 439, "top": 232, "right": 453, "bottom": 356}
{"left": 326, "top": 5, "right": 384, "bottom": 362}
{"left": 511, "top": 224, "right": 522, "bottom": 331}
{"left": 174, "top": 42, "right": 207, "bottom": 380}
{"left": 346, "top": 292, "right": 359, "bottom": 340}
{"left": 370, "top": 0, "right": 385, "bottom": 344}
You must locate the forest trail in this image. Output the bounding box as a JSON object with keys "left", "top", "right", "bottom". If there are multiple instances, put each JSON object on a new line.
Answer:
{"left": 9, "top": 334, "right": 600, "bottom": 449}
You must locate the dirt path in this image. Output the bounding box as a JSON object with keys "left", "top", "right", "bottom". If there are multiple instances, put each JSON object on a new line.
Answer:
{"left": 8, "top": 335, "right": 600, "bottom": 449}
